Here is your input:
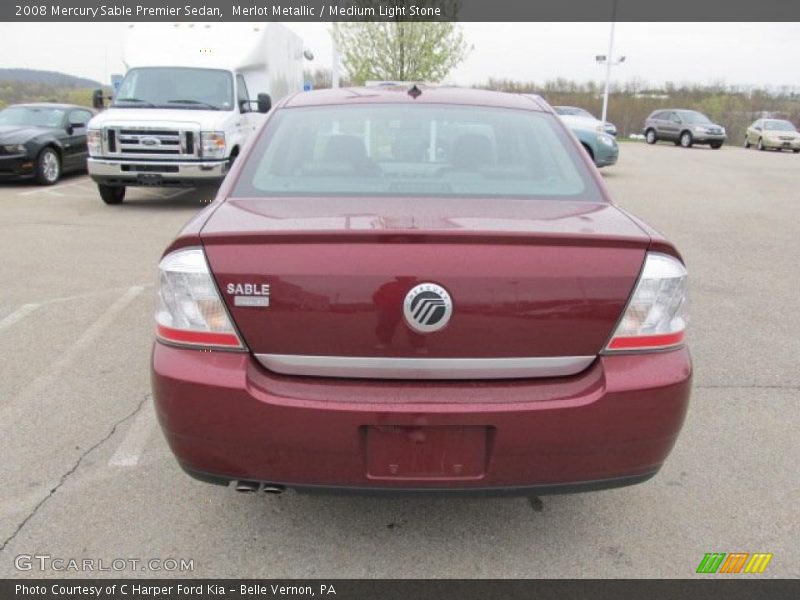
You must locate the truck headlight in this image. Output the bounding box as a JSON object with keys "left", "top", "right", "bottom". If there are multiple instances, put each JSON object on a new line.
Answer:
{"left": 87, "top": 130, "right": 102, "bottom": 156}
{"left": 200, "top": 131, "right": 226, "bottom": 159}
{"left": 2, "top": 144, "right": 27, "bottom": 154}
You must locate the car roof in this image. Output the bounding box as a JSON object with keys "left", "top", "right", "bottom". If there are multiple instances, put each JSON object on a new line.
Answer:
{"left": 282, "top": 85, "right": 552, "bottom": 112}
{"left": 9, "top": 103, "right": 91, "bottom": 111}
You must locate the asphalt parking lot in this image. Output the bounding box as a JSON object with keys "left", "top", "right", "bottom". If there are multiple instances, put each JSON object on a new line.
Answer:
{"left": 0, "top": 142, "right": 798, "bottom": 579}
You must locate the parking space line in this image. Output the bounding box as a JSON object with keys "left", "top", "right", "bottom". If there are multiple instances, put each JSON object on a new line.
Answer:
{"left": 0, "top": 303, "right": 40, "bottom": 333}
{"left": 108, "top": 400, "right": 157, "bottom": 467}
{"left": 0, "top": 286, "right": 144, "bottom": 421}
{"left": 39, "top": 284, "right": 153, "bottom": 307}
{"left": 17, "top": 177, "right": 92, "bottom": 196}
{"left": 1, "top": 285, "right": 153, "bottom": 315}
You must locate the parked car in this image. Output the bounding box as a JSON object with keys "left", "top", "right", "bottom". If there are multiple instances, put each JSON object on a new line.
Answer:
{"left": 0, "top": 103, "right": 94, "bottom": 184}
{"left": 554, "top": 110, "right": 619, "bottom": 168}
{"left": 554, "top": 105, "right": 617, "bottom": 136}
{"left": 152, "top": 86, "right": 691, "bottom": 496}
{"left": 744, "top": 119, "right": 800, "bottom": 153}
{"left": 644, "top": 109, "right": 726, "bottom": 149}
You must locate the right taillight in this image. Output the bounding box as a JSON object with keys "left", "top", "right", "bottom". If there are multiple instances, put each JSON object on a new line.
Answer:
{"left": 604, "top": 252, "right": 688, "bottom": 352}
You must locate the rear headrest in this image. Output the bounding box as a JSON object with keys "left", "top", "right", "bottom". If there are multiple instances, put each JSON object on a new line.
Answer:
{"left": 323, "top": 135, "right": 369, "bottom": 162}
{"left": 451, "top": 133, "right": 495, "bottom": 170}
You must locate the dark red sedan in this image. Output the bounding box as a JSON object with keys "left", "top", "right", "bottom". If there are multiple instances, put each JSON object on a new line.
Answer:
{"left": 152, "top": 86, "right": 691, "bottom": 495}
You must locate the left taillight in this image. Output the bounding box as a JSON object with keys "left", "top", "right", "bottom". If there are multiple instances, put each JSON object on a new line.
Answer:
{"left": 603, "top": 252, "right": 688, "bottom": 352}
{"left": 155, "top": 247, "right": 244, "bottom": 350}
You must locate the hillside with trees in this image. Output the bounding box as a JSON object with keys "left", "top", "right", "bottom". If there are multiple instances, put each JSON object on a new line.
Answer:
{"left": 0, "top": 68, "right": 100, "bottom": 109}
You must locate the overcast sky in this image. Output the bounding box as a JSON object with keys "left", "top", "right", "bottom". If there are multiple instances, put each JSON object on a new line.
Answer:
{"left": 1, "top": 22, "right": 798, "bottom": 89}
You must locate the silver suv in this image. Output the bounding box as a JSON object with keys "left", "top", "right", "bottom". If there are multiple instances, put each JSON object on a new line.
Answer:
{"left": 644, "top": 109, "right": 726, "bottom": 149}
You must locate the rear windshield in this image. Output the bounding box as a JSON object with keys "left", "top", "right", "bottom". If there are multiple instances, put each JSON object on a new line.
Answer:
{"left": 232, "top": 104, "right": 602, "bottom": 201}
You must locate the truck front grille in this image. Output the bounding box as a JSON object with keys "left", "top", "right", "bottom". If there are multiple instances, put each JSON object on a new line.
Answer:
{"left": 103, "top": 125, "right": 199, "bottom": 159}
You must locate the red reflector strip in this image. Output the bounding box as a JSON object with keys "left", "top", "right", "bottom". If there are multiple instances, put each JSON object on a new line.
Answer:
{"left": 157, "top": 324, "right": 241, "bottom": 348}
{"left": 607, "top": 331, "right": 685, "bottom": 351}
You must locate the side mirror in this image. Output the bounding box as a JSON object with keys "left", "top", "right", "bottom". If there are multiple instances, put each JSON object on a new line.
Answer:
{"left": 257, "top": 93, "right": 271, "bottom": 114}
{"left": 67, "top": 122, "right": 85, "bottom": 134}
{"left": 92, "top": 89, "right": 105, "bottom": 109}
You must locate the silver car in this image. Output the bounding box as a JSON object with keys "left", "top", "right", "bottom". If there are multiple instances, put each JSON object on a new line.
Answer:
{"left": 744, "top": 119, "right": 800, "bottom": 153}
{"left": 644, "top": 109, "right": 726, "bottom": 149}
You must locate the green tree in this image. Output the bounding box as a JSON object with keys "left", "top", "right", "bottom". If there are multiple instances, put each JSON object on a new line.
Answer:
{"left": 332, "top": 3, "right": 470, "bottom": 85}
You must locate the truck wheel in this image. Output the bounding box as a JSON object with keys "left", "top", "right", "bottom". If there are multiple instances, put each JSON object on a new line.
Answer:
{"left": 98, "top": 184, "right": 126, "bottom": 205}
{"left": 35, "top": 148, "right": 61, "bottom": 185}
{"left": 645, "top": 129, "right": 657, "bottom": 144}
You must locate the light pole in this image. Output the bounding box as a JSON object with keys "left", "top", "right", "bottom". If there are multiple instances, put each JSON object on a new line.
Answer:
{"left": 596, "top": 0, "right": 625, "bottom": 125}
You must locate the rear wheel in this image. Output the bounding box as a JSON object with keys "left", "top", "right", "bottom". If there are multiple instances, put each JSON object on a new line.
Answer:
{"left": 645, "top": 129, "right": 657, "bottom": 144}
{"left": 793, "top": 149, "right": 800, "bottom": 154}
{"left": 35, "top": 148, "right": 60, "bottom": 185}
{"left": 98, "top": 184, "right": 126, "bottom": 205}
{"left": 680, "top": 131, "right": 693, "bottom": 148}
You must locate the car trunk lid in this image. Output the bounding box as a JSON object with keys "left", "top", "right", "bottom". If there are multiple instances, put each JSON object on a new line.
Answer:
{"left": 201, "top": 197, "right": 649, "bottom": 366}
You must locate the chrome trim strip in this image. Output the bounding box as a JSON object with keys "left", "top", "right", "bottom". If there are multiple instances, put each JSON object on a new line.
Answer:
{"left": 254, "top": 354, "right": 595, "bottom": 380}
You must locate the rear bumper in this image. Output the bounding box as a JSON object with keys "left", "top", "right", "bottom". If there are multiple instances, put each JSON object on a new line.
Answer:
{"left": 152, "top": 344, "right": 692, "bottom": 492}
{"left": 88, "top": 157, "right": 226, "bottom": 187}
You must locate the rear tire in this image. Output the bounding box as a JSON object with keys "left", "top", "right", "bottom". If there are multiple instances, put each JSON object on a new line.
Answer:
{"left": 645, "top": 129, "right": 657, "bottom": 144}
{"left": 793, "top": 149, "right": 800, "bottom": 154}
{"left": 98, "top": 184, "right": 126, "bottom": 205}
{"left": 680, "top": 131, "right": 693, "bottom": 148}
{"left": 35, "top": 147, "right": 61, "bottom": 185}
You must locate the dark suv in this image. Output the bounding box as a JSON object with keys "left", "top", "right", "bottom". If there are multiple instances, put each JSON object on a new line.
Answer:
{"left": 644, "top": 109, "right": 726, "bottom": 149}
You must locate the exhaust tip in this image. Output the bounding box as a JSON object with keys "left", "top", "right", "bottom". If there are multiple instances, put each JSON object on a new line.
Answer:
{"left": 233, "top": 480, "right": 259, "bottom": 493}
{"left": 262, "top": 484, "right": 285, "bottom": 495}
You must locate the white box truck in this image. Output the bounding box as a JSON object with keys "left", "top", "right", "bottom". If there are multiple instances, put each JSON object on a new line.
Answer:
{"left": 86, "top": 23, "right": 308, "bottom": 204}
